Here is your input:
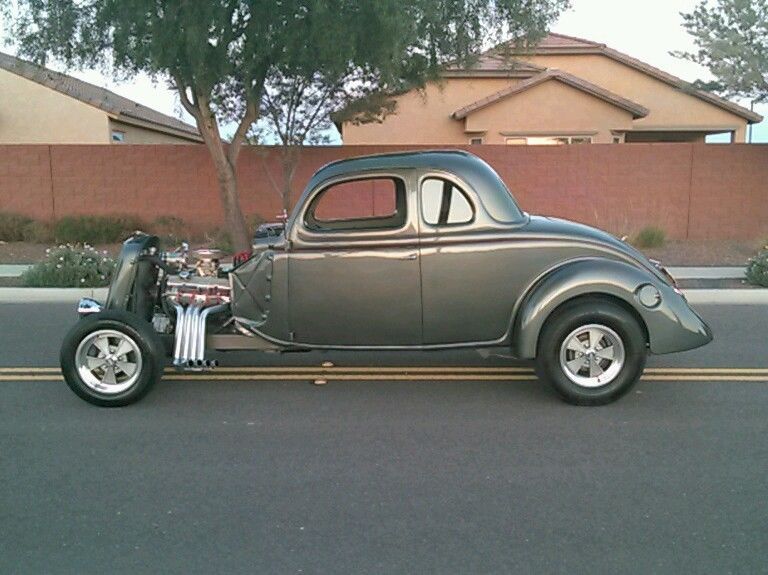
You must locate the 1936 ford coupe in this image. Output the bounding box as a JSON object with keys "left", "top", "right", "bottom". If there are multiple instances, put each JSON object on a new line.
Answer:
{"left": 60, "top": 150, "right": 712, "bottom": 406}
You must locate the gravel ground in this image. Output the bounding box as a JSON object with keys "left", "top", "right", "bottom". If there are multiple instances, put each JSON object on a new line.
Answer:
{"left": 642, "top": 239, "right": 765, "bottom": 266}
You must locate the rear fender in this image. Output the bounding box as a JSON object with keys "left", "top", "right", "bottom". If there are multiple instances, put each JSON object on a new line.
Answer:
{"left": 511, "top": 258, "right": 711, "bottom": 359}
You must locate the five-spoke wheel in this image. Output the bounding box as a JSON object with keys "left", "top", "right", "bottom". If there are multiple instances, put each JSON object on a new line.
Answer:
{"left": 536, "top": 298, "right": 646, "bottom": 405}
{"left": 75, "top": 329, "right": 144, "bottom": 395}
{"left": 559, "top": 324, "right": 626, "bottom": 388}
{"left": 61, "top": 311, "right": 164, "bottom": 406}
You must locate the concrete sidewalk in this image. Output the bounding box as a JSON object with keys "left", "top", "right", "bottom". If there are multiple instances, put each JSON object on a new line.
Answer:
{"left": 0, "top": 286, "right": 765, "bottom": 305}
{"left": 0, "top": 264, "right": 32, "bottom": 278}
{"left": 0, "top": 265, "right": 747, "bottom": 279}
{"left": 0, "top": 287, "right": 108, "bottom": 303}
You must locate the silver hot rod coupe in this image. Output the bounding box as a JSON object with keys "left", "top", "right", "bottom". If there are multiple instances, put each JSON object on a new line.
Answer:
{"left": 60, "top": 150, "right": 712, "bottom": 406}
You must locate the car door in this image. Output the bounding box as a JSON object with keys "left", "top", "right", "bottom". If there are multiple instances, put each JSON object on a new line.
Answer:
{"left": 287, "top": 172, "right": 422, "bottom": 346}
{"left": 418, "top": 172, "right": 512, "bottom": 345}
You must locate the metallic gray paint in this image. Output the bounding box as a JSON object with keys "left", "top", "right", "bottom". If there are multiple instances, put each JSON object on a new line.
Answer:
{"left": 100, "top": 150, "right": 712, "bottom": 360}
{"left": 512, "top": 258, "right": 712, "bottom": 358}
{"left": 105, "top": 233, "right": 159, "bottom": 319}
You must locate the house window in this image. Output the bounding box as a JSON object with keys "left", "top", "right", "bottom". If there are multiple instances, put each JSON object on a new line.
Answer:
{"left": 613, "top": 136, "right": 623, "bottom": 144}
{"left": 111, "top": 130, "right": 126, "bottom": 143}
{"left": 305, "top": 177, "right": 406, "bottom": 232}
{"left": 469, "top": 137, "right": 484, "bottom": 145}
{"left": 421, "top": 178, "right": 474, "bottom": 226}
{"left": 506, "top": 136, "right": 593, "bottom": 145}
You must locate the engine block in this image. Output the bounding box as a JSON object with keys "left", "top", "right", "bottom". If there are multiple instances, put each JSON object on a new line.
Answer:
{"left": 165, "top": 275, "right": 232, "bottom": 306}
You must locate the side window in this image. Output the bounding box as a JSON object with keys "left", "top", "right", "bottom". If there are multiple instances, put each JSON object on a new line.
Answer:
{"left": 305, "top": 177, "right": 406, "bottom": 232}
{"left": 421, "top": 178, "right": 474, "bottom": 226}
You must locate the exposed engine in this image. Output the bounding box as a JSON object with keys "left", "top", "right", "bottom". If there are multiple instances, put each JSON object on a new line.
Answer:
{"left": 160, "top": 245, "right": 233, "bottom": 369}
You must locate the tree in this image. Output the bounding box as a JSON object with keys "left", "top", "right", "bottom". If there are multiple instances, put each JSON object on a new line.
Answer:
{"left": 4, "top": 0, "right": 569, "bottom": 251}
{"left": 254, "top": 68, "right": 383, "bottom": 220}
{"left": 675, "top": 0, "right": 768, "bottom": 101}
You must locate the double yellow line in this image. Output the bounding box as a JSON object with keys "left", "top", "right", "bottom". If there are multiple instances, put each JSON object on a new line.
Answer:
{"left": 1, "top": 366, "right": 767, "bottom": 382}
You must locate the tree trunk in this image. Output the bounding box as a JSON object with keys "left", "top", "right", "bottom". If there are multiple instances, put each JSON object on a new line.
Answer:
{"left": 210, "top": 154, "right": 250, "bottom": 253}
{"left": 175, "top": 83, "right": 255, "bottom": 254}
{"left": 280, "top": 146, "right": 300, "bottom": 218}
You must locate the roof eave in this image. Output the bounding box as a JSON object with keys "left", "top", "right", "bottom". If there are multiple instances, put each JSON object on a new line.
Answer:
{"left": 452, "top": 71, "right": 649, "bottom": 120}
{"left": 112, "top": 114, "right": 203, "bottom": 142}
{"left": 595, "top": 47, "right": 762, "bottom": 124}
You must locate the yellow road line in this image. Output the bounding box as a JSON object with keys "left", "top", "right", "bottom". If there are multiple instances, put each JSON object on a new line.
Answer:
{"left": 4, "top": 374, "right": 768, "bottom": 383}
{"left": 4, "top": 366, "right": 768, "bottom": 375}
{"left": 644, "top": 368, "right": 768, "bottom": 374}
{"left": 176, "top": 366, "right": 536, "bottom": 373}
{"left": 164, "top": 374, "right": 534, "bottom": 381}
{"left": 642, "top": 375, "right": 768, "bottom": 382}
{"left": 0, "top": 375, "right": 64, "bottom": 381}
{"left": 0, "top": 367, "right": 61, "bottom": 373}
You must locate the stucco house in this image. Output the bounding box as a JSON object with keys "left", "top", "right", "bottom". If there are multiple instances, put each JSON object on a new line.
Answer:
{"left": 341, "top": 33, "right": 762, "bottom": 145}
{"left": 0, "top": 52, "right": 201, "bottom": 144}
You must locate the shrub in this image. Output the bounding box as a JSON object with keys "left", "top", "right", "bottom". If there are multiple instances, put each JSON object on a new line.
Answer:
{"left": 53, "top": 215, "right": 144, "bottom": 244}
{"left": 746, "top": 250, "right": 768, "bottom": 287}
{"left": 22, "top": 244, "right": 117, "bottom": 287}
{"left": 0, "top": 213, "right": 34, "bottom": 241}
{"left": 207, "top": 227, "right": 233, "bottom": 253}
{"left": 149, "top": 215, "right": 188, "bottom": 246}
{"left": 632, "top": 226, "right": 666, "bottom": 249}
{"left": 22, "top": 220, "right": 54, "bottom": 243}
{"left": 203, "top": 214, "right": 267, "bottom": 253}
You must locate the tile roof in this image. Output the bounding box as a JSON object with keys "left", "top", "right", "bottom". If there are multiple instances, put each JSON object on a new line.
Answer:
{"left": 532, "top": 32, "right": 603, "bottom": 50}
{"left": 0, "top": 52, "right": 202, "bottom": 140}
{"left": 452, "top": 69, "right": 650, "bottom": 120}
{"left": 455, "top": 33, "right": 762, "bottom": 124}
{"left": 444, "top": 55, "right": 546, "bottom": 77}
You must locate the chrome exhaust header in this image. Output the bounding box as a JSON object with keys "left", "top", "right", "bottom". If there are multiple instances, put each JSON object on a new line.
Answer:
{"left": 171, "top": 299, "right": 227, "bottom": 369}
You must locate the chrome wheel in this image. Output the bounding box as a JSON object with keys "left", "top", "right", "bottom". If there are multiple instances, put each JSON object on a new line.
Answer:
{"left": 75, "top": 329, "right": 143, "bottom": 395}
{"left": 558, "top": 324, "right": 625, "bottom": 388}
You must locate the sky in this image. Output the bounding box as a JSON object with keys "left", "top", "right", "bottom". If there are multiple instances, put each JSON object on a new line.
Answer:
{"left": 1, "top": 0, "right": 766, "bottom": 143}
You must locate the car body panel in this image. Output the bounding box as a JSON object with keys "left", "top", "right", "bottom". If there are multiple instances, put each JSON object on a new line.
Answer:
{"left": 102, "top": 150, "right": 712, "bottom": 358}
{"left": 512, "top": 258, "right": 712, "bottom": 359}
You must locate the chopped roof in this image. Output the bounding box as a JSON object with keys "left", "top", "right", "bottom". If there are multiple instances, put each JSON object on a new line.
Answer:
{"left": 452, "top": 69, "right": 649, "bottom": 120}
{"left": 453, "top": 33, "right": 762, "bottom": 124}
{"left": 0, "top": 52, "right": 202, "bottom": 140}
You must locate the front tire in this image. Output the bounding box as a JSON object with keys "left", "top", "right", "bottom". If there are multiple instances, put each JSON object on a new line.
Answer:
{"left": 60, "top": 310, "right": 164, "bottom": 406}
{"left": 536, "top": 298, "right": 647, "bottom": 405}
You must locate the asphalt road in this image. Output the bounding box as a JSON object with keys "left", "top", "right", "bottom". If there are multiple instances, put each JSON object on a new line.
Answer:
{"left": 1, "top": 302, "right": 767, "bottom": 574}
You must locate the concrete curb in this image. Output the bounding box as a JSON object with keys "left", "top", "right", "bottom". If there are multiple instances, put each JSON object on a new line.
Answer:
{"left": 668, "top": 267, "right": 745, "bottom": 280}
{"left": 0, "top": 287, "right": 108, "bottom": 303}
{"left": 0, "top": 287, "right": 766, "bottom": 305}
{"left": 683, "top": 289, "right": 768, "bottom": 305}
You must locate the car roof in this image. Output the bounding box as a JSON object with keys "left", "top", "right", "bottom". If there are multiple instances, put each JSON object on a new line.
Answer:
{"left": 314, "top": 149, "right": 477, "bottom": 178}
{"left": 297, "top": 149, "right": 526, "bottom": 224}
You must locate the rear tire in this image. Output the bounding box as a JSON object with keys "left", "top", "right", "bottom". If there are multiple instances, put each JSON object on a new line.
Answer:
{"left": 536, "top": 298, "right": 647, "bottom": 406}
{"left": 60, "top": 310, "right": 164, "bottom": 407}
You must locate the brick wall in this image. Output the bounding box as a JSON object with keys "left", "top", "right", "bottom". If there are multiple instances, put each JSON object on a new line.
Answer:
{"left": 0, "top": 143, "right": 766, "bottom": 240}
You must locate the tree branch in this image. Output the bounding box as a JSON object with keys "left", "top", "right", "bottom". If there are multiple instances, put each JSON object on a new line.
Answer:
{"left": 173, "top": 76, "right": 200, "bottom": 122}
{"left": 227, "top": 98, "right": 258, "bottom": 167}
